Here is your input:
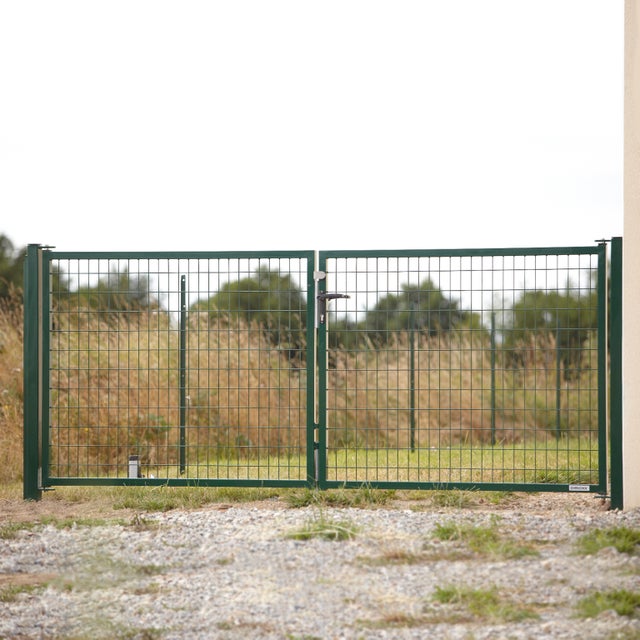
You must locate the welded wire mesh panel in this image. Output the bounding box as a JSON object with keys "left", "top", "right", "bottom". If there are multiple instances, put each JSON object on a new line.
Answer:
{"left": 320, "top": 248, "right": 605, "bottom": 491}
{"left": 46, "top": 252, "right": 313, "bottom": 485}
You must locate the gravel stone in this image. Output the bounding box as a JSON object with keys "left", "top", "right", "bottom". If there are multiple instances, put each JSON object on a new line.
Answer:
{"left": 1, "top": 495, "right": 639, "bottom": 639}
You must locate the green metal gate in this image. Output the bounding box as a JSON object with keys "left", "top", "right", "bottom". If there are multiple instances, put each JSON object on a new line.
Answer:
{"left": 23, "top": 242, "right": 623, "bottom": 504}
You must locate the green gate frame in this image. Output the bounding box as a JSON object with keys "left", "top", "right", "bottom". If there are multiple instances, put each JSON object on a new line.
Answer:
{"left": 23, "top": 241, "right": 623, "bottom": 505}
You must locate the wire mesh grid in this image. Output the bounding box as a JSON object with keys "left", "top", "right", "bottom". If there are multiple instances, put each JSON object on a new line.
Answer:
{"left": 41, "top": 246, "right": 605, "bottom": 492}
{"left": 47, "top": 253, "right": 313, "bottom": 483}
{"left": 322, "top": 249, "right": 603, "bottom": 489}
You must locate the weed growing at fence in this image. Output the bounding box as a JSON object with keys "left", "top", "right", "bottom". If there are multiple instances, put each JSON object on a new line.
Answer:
{"left": 111, "top": 486, "right": 280, "bottom": 512}
{"left": 285, "top": 510, "right": 360, "bottom": 541}
{"left": 427, "top": 488, "right": 476, "bottom": 508}
{"left": 285, "top": 485, "right": 395, "bottom": 508}
{"left": 405, "top": 489, "right": 516, "bottom": 510}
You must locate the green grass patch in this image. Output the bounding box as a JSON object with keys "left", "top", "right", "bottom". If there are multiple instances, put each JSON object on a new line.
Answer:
{"left": 0, "top": 521, "right": 38, "bottom": 540}
{"left": 111, "top": 485, "right": 281, "bottom": 512}
{"left": 428, "top": 489, "right": 476, "bottom": 508}
{"left": 361, "top": 583, "right": 540, "bottom": 629}
{"left": 574, "top": 527, "right": 640, "bottom": 556}
{"left": 285, "top": 511, "right": 359, "bottom": 541}
{"left": 61, "top": 438, "right": 601, "bottom": 488}
{"left": 19, "top": 436, "right": 600, "bottom": 495}
{"left": 480, "top": 490, "right": 518, "bottom": 505}
{"left": 430, "top": 517, "right": 539, "bottom": 559}
{"left": 431, "top": 585, "right": 540, "bottom": 623}
{"left": 406, "top": 489, "right": 517, "bottom": 511}
{"left": 576, "top": 589, "right": 640, "bottom": 619}
{"left": 285, "top": 484, "right": 395, "bottom": 508}
{"left": 325, "top": 437, "right": 599, "bottom": 485}
{"left": 0, "top": 583, "right": 41, "bottom": 603}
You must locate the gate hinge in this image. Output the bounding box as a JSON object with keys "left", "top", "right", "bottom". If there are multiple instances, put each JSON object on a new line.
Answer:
{"left": 314, "top": 270, "right": 326, "bottom": 281}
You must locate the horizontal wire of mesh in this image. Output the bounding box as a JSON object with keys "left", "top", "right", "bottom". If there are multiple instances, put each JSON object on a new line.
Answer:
{"left": 323, "top": 252, "right": 601, "bottom": 487}
{"left": 47, "top": 255, "right": 311, "bottom": 482}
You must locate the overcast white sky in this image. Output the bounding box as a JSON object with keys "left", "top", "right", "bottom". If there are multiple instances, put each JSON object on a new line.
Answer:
{"left": 0, "top": 1, "right": 624, "bottom": 254}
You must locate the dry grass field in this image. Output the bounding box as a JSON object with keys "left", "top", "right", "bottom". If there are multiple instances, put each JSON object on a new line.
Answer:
{"left": 6, "top": 295, "right": 600, "bottom": 486}
{"left": 0, "top": 293, "right": 23, "bottom": 484}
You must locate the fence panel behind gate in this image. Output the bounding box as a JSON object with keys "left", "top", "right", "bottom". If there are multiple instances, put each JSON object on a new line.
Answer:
{"left": 317, "top": 246, "right": 608, "bottom": 493}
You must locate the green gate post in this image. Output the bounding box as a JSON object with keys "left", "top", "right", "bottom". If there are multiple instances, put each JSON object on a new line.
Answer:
{"left": 597, "top": 241, "right": 609, "bottom": 496}
{"left": 23, "top": 244, "right": 42, "bottom": 500}
{"left": 610, "top": 237, "right": 623, "bottom": 509}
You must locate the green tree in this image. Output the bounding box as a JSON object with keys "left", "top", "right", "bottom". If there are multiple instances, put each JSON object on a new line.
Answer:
{"left": 74, "top": 267, "right": 158, "bottom": 315}
{"left": 504, "top": 286, "right": 597, "bottom": 380}
{"left": 0, "top": 236, "right": 70, "bottom": 303}
{"left": 0, "top": 235, "right": 25, "bottom": 299}
{"left": 328, "top": 278, "right": 481, "bottom": 350}
{"left": 362, "top": 279, "right": 479, "bottom": 346}
{"left": 195, "top": 266, "right": 307, "bottom": 356}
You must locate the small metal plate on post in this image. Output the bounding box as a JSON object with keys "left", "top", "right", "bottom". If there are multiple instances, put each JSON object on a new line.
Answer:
{"left": 568, "top": 484, "right": 590, "bottom": 492}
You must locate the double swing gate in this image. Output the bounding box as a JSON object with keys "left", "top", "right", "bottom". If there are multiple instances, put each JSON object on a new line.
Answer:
{"left": 23, "top": 241, "right": 623, "bottom": 505}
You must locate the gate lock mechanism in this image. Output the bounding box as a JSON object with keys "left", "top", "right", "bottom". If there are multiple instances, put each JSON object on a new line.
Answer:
{"left": 317, "top": 292, "right": 350, "bottom": 325}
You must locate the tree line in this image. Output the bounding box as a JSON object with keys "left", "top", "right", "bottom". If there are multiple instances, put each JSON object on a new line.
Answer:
{"left": 0, "top": 235, "right": 25, "bottom": 300}
{"left": 2, "top": 235, "right": 598, "bottom": 378}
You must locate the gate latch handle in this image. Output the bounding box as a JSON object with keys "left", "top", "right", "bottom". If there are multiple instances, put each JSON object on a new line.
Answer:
{"left": 317, "top": 293, "right": 349, "bottom": 325}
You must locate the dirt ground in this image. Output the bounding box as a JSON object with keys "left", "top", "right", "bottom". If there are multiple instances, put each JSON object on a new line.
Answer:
{"left": 0, "top": 484, "right": 613, "bottom": 524}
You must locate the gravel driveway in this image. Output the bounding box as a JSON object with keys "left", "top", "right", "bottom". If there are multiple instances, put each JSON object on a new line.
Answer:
{"left": 1, "top": 494, "right": 639, "bottom": 640}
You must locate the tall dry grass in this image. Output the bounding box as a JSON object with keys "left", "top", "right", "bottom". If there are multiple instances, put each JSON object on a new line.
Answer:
{"left": 327, "top": 329, "right": 598, "bottom": 448}
{"left": 47, "top": 309, "right": 308, "bottom": 476}
{"left": 5, "top": 298, "right": 600, "bottom": 482}
{"left": 0, "top": 291, "right": 24, "bottom": 483}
